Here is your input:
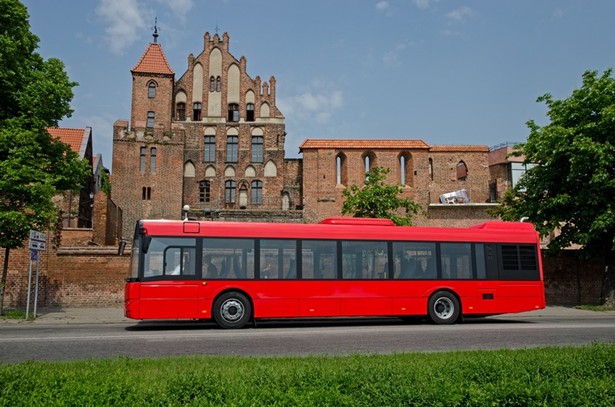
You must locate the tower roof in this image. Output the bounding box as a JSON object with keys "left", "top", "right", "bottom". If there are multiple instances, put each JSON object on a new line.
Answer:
{"left": 132, "top": 42, "right": 174, "bottom": 75}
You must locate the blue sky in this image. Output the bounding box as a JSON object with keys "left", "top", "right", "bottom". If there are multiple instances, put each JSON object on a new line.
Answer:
{"left": 22, "top": 0, "right": 615, "bottom": 171}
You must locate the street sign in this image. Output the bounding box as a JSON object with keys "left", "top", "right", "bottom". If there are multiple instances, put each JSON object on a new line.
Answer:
{"left": 29, "top": 230, "right": 46, "bottom": 252}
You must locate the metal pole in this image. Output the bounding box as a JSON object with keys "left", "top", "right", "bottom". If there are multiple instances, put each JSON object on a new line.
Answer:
{"left": 33, "top": 254, "right": 40, "bottom": 318}
{"left": 26, "top": 252, "right": 33, "bottom": 319}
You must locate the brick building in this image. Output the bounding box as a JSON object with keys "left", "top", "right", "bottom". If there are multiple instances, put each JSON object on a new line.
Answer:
{"left": 112, "top": 31, "right": 299, "bottom": 237}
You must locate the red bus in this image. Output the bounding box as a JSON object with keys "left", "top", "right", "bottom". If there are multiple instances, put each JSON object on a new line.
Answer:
{"left": 124, "top": 218, "right": 545, "bottom": 328}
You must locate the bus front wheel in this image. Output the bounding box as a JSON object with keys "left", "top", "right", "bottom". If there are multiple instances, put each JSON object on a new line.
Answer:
{"left": 428, "top": 291, "right": 460, "bottom": 324}
{"left": 213, "top": 292, "right": 252, "bottom": 329}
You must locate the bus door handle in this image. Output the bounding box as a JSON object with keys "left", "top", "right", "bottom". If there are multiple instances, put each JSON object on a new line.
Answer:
{"left": 482, "top": 293, "right": 494, "bottom": 300}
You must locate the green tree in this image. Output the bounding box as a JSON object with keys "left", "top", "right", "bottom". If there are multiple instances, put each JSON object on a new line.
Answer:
{"left": 494, "top": 69, "right": 615, "bottom": 306}
{"left": 341, "top": 166, "right": 422, "bottom": 226}
{"left": 0, "top": 0, "right": 89, "bottom": 314}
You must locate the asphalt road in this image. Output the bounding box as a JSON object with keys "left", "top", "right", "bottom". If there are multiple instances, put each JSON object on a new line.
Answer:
{"left": 1, "top": 309, "right": 613, "bottom": 363}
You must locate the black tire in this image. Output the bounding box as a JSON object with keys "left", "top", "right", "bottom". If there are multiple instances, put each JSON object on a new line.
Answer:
{"left": 428, "top": 291, "right": 460, "bottom": 324}
{"left": 213, "top": 292, "right": 252, "bottom": 329}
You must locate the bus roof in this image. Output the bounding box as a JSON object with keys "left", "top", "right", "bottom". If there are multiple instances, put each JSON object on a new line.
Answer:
{"left": 136, "top": 218, "right": 540, "bottom": 244}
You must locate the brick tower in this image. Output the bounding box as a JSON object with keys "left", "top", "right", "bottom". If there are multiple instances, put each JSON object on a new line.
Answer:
{"left": 112, "top": 28, "right": 184, "bottom": 236}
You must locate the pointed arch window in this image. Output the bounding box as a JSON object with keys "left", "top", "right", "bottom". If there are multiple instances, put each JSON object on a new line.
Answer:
{"left": 199, "top": 180, "right": 211, "bottom": 203}
{"left": 228, "top": 103, "right": 239, "bottom": 122}
{"left": 216, "top": 76, "right": 221, "bottom": 92}
{"left": 336, "top": 153, "right": 347, "bottom": 185}
{"left": 193, "top": 102, "right": 202, "bottom": 121}
{"left": 176, "top": 102, "right": 186, "bottom": 121}
{"left": 251, "top": 180, "right": 263, "bottom": 204}
{"left": 209, "top": 76, "right": 215, "bottom": 92}
{"left": 247, "top": 103, "right": 255, "bottom": 122}
{"left": 148, "top": 82, "right": 156, "bottom": 98}
{"left": 225, "top": 180, "right": 237, "bottom": 203}
{"left": 456, "top": 161, "right": 468, "bottom": 181}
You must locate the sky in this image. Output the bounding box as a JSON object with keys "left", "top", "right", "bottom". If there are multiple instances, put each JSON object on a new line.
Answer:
{"left": 21, "top": 0, "right": 615, "bottom": 171}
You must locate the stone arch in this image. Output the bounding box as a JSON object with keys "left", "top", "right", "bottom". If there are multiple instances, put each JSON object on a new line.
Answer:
{"left": 205, "top": 165, "right": 216, "bottom": 177}
{"left": 264, "top": 160, "right": 277, "bottom": 177}
{"left": 184, "top": 161, "right": 195, "bottom": 177}
{"left": 245, "top": 165, "right": 256, "bottom": 177}
{"left": 260, "top": 102, "right": 270, "bottom": 118}
{"left": 224, "top": 166, "right": 236, "bottom": 177}
{"left": 227, "top": 64, "right": 240, "bottom": 104}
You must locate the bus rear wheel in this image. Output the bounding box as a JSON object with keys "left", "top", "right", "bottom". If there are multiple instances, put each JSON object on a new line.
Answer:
{"left": 213, "top": 292, "right": 252, "bottom": 329}
{"left": 428, "top": 291, "right": 460, "bottom": 325}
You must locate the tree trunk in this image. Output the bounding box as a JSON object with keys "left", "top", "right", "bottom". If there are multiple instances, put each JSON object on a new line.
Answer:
{"left": 0, "top": 248, "right": 10, "bottom": 315}
{"left": 602, "top": 249, "right": 615, "bottom": 307}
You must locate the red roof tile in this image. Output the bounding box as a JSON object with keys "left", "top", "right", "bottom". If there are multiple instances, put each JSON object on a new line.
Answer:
{"left": 429, "top": 145, "right": 489, "bottom": 152}
{"left": 47, "top": 128, "right": 86, "bottom": 155}
{"left": 132, "top": 43, "right": 174, "bottom": 75}
{"left": 299, "top": 139, "right": 430, "bottom": 150}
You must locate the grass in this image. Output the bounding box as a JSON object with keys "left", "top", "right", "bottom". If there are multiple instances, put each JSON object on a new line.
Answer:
{"left": 0, "top": 344, "right": 613, "bottom": 406}
{"left": 0, "top": 309, "right": 30, "bottom": 320}
{"left": 575, "top": 304, "right": 615, "bottom": 312}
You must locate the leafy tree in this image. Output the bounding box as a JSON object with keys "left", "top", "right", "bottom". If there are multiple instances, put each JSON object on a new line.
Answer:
{"left": 0, "top": 0, "right": 89, "bottom": 314}
{"left": 494, "top": 69, "right": 615, "bottom": 306}
{"left": 342, "top": 166, "right": 422, "bottom": 226}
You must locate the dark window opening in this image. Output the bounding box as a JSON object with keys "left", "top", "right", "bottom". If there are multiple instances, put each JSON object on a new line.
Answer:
{"left": 142, "top": 187, "right": 151, "bottom": 200}
{"left": 209, "top": 76, "right": 215, "bottom": 92}
{"left": 176, "top": 103, "right": 186, "bottom": 121}
{"left": 148, "top": 82, "right": 156, "bottom": 98}
{"left": 247, "top": 103, "right": 255, "bottom": 122}
{"left": 228, "top": 103, "right": 239, "bottom": 122}
{"left": 216, "top": 76, "right": 221, "bottom": 92}
{"left": 140, "top": 147, "right": 146, "bottom": 172}
{"left": 199, "top": 180, "right": 211, "bottom": 203}
{"left": 193, "top": 102, "right": 202, "bottom": 121}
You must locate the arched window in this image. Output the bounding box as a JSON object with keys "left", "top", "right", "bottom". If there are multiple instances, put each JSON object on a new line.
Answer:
{"left": 399, "top": 152, "right": 412, "bottom": 186}
{"left": 228, "top": 103, "right": 239, "bottom": 122}
{"left": 246, "top": 103, "right": 255, "bottom": 122}
{"left": 148, "top": 82, "right": 156, "bottom": 98}
{"left": 456, "top": 160, "right": 468, "bottom": 181}
{"left": 193, "top": 102, "right": 202, "bottom": 121}
{"left": 199, "top": 180, "right": 210, "bottom": 203}
{"left": 336, "top": 153, "right": 347, "bottom": 185}
{"left": 150, "top": 147, "right": 157, "bottom": 173}
{"left": 226, "top": 135, "right": 238, "bottom": 162}
{"left": 251, "top": 135, "right": 263, "bottom": 162}
{"left": 363, "top": 151, "right": 376, "bottom": 178}
{"left": 176, "top": 102, "right": 186, "bottom": 121}
{"left": 429, "top": 158, "right": 434, "bottom": 181}
{"left": 225, "top": 180, "right": 236, "bottom": 203}
{"left": 146, "top": 111, "right": 155, "bottom": 129}
{"left": 209, "top": 76, "right": 215, "bottom": 92}
{"left": 216, "top": 76, "right": 221, "bottom": 92}
{"left": 251, "top": 180, "right": 263, "bottom": 204}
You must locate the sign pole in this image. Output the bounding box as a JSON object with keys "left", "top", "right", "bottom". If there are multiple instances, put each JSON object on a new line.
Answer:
{"left": 26, "top": 253, "right": 33, "bottom": 319}
{"left": 33, "top": 254, "right": 40, "bottom": 318}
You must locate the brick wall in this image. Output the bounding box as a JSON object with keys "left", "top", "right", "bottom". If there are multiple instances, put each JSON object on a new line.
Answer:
{"left": 0, "top": 242, "right": 605, "bottom": 309}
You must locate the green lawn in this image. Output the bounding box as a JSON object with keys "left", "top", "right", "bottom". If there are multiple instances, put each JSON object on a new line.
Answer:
{"left": 1, "top": 344, "right": 613, "bottom": 406}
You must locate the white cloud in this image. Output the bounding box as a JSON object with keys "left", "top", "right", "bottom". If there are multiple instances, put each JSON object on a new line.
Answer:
{"left": 383, "top": 42, "right": 410, "bottom": 68}
{"left": 413, "top": 0, "right": 439, "bottom": 10}
{"left": 96, "top": 0, "right": 150, "bottom": 54}
{"left": 376, "top": 1, "right": 389, "bottom": 12}
{"left": 155, "top": 0, "right": 194, "bottom": 21}
{"left": 278, "top": 88, "right": 344, "bottom": 125}
{"left": 96, "top": 0, "right": 194, "bottom": 54}
{"left": 446, "top": 6, "right": 475, "bottom": 22}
